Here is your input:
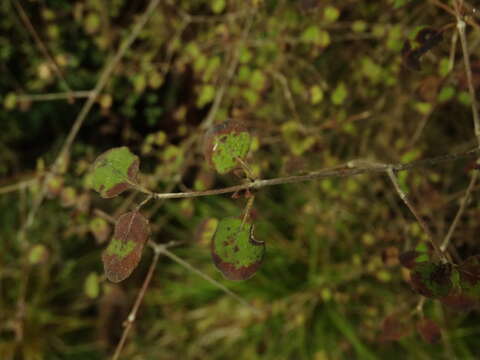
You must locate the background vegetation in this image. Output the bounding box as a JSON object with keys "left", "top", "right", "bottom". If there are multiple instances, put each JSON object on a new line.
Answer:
{"left": 2, "top": 0, "right": 480, "bottom": 359}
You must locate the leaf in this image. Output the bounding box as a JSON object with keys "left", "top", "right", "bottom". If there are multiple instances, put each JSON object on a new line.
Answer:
{"left": 28, "top": 244, "right": 49, "bottom": 265}
{"left": 203, "top": 121, "right": 251, "bottom": 174}
{"left": 90, "top": 147, "right": 140, "bottom": 198}
{"left": 331, "top": 82, "right": 348, "bottom": 105}
{"left": 84, "top": 272, "right": 100, "bottom": 299}
{"left": 378, "top": 313, "right": 411, "bottom": 342}
{"left": 211, "top": 0, "right": 226, "bottom": 14}
{"left": 89, "top": 217, "right": 111, "bottom": 244}
{"left": 60, "top": 186, "right": 77, "bottom": 207}
{"left": 102, "top": 212, "right": 150, "bottom": 283}
{"left": 410, "top": 262, "right": 452, "bottom": 298}
{"left": 211, "top": 217, "right": 265, "bottom": 281}
{"left": 417, "top": 318, "right": 441, "bottom": 344}
{"left": 440, "top": 292, "right": 477, "bottom": 311}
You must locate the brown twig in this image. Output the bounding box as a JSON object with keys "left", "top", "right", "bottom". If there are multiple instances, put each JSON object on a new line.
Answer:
{"left": 20, "top": 0, "right": 162, "bottom": 235}
{"left": 111, "top": 248, "right": 161, "bottom": 360}
{"left": 440, "top": 0, "right": 480, "bottom": 252}
{"left": 387, "top": 168, "right": 447, "bottom": 262}
{"left": 131, "top": 148, "right": 480, "bottom": 200}
{"left": 201, "top": 11, "right": 255, "bottom": 129}
{"left": 17, "top": 91, "right": 93, "bottom": 103}
{"left": 156, "top": 245, "right": 259, "bottom": 313}
{"left": 440, "top": 170, "right": 479, "bottom": 251}
{"left": 12, "top": 0, "right": 73, "bottom": 98}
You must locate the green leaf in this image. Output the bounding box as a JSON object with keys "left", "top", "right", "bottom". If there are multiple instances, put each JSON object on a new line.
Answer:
{"left": 102, "top": 212, "right": 150, "bottom": 283}
{"left": 90, "top": 147, "right": 140, "bottom": 198}
{"left": 197, "top": 84, "right": 215, "bottom": 107}
{"left": 331, "top": 82, "right": 348, "bottom": 105}
{"left": 211, "top": 0, "right": 226, "bottom": 14}
{"left": 29, "top": 244, "right": 48, "bottom": 265}
{"left": 84, "top": 272, "right": 100, "bottom": 299}
{"left": 203, "top": 121, "right": 251, "bottom": 174}
{"left": 89, "top": 217, "right": 111, "bottom": 244}
{"left": 211, "top": 217, "right": 265, "bottom": 281}
{"left": 310, "top": 85, "right": 324, "bottom": 104}
{"left": 323, "top": 6, "right": 340, "bottom": 23}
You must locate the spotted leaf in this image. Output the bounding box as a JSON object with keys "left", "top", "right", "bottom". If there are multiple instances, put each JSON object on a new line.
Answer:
{"left": 203, "top": 121, "right": 251, "bottom": 174}
{"left": 102, "top": 212, "right": 150, "bottom": 283}
{"left": 211, "top": 217, "right": 264, "bottom": 281}
{"left": 90, "top": 147, "right": 140, "bottom": 198}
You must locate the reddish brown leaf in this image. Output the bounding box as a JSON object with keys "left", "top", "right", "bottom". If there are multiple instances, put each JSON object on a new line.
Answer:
{"left": 417, "top": 318, "right": 441, "bottom": 344}
{"left": 102, "top": 212, "right": 150, "bottom": 283}
{"left": 440, "top": 293, "right": 477, "bottom": 311}
{"left": 379, "top": 313, "right": 411, "bottom": 342}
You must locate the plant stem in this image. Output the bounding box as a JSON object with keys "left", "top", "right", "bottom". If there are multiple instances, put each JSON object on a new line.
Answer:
{"left": 142, "top": 148, "right": 480, "bottom": 200}
{"left": 112, "top": 249, "right": 161, "bottom": 360}
{"left": 157, "top": 246, "right": 260, "bottom": 314}
{"left": 440, "top": 1, "right": 480, "bottom": 252}
{"left": 387, "top": 168, "right": 447, "bottom": 262}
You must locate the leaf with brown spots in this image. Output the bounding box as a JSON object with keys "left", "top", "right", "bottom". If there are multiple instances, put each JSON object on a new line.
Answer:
{"left": 203, "top": 121, "right": 251, "bottom": 175}
{"left": 102, "top": 212, "right": 150, "bottom": 283}
{"left": 211, "top": 217, "right": 265, "bottom": 281}
{"left": 89, "top": 147, "right": 140, "bottom": 198}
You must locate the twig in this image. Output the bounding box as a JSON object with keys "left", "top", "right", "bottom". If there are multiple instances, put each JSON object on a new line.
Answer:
{"left": 440, "top": 170, "right": 479, "bottom": 251}
{"left": 0, "top": 178, "right": 36, "bottom": 195}
{"left": 12, "top": 0, "right": 73, "bottom": 98}
{"left": 137, "top": 148, "right": 480, "bottom": 200}
{"left": 111, "top": 248, "right": 161, "bottom": 360}
{"left": 154, "top": 244, "right": 260, "bottom": 314}
{"left": 20, "top": 0, "right": 162, "bottom": 234}
{"left": 387, "top": 168, "right": 447, "bottom": 261}
{"left": 17, "top": 91, "right": 93, "bottom": 103}
{"left": 440, "top": 0, "right": 480, "bottom": 252}
{"left": 201, "top": 11, "right": 255, "bottom": 129}
{"left": 456, "top": 13, "right": 480, "bottom": 144}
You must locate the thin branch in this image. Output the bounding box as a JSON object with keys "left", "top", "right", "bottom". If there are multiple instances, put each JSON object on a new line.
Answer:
{"left": 140, "top": 148, "right": 480, "bottom": 200}
{"left": 111, "top": 248, "right": 161, "bottom": 360}
{"left": 201, "top": 12, "right": 254, "bottom": 129}
{"left": 20, "top": 0, "right": 162, "bottom": 234}
{"left": 0, "top": 179, "right": 36, "bottom": 195}
{"left": 456, "top": 16, "right": 480, "bottom": 144}
{"left": 387, "top": 168, "right": 447, "bottom": 261}
{"left": 12, "top": 0, "right": 73, "bottom": 98}
{"left": 440, "top": 170, "right": 479, "bottom": 251}
{"left": 17, "top": 91, "right": 93, "bottom": 103}
{"left": 440, "top": 0, "right": 480, "bottom": 252}
{"left": 154, "top": 244, "right": 260, "bottom": 314}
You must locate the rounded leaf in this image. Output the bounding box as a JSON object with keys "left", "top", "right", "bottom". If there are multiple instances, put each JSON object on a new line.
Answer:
{"left": 89, "top": 217, "right": 111, "bottom": 244}
{"left": 211, "top": 217, "right": 265, "bottom": 281}
{"left": 203, "top": 121, "right": 251, "bottom": 174}
{"left": 90, "top": 147, "right": 140, "bottom": 198}
{"left": 102, "top": 212, "right": 150, "bottom": 283}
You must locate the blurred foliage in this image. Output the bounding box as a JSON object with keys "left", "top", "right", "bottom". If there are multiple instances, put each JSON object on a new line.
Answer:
{"left": 2, "top": 0, "right": 480, "bottom": 359}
